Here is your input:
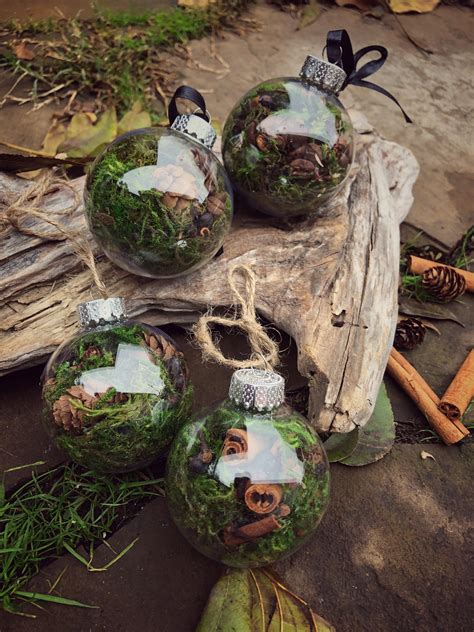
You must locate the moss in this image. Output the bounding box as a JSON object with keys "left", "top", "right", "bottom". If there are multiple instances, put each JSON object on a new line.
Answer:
{"left": 84, "top": 129, "right": 232, "bottom": 277}
{"left": 222, "top": 78, "right": 353, "bottom": 218}
{"left": 43, "top": 323, "right": 193, "bottom": 473}
{"left": 166, "top": 401, "right": 330, "bottom": 568}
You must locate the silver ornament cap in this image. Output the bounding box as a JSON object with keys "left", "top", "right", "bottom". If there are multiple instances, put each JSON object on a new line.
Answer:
{"left": 77, "top": 297, "right": 127, "bottom": 330}
{"left": 229, "top": 368, "right": 285, "bottom": 413}
{"left": 300, "top": 55, "right": 346, "bottom": 94}
{"left": 171, "top": 113, "right": 217, "bottom": 149}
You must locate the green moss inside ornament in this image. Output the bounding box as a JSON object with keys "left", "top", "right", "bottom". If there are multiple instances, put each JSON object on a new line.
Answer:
{"left": 42, "top": 300, "right": 193, "bottom": 473}
{"left": 222, "top": 78, "right": 353, "bottom": 218}
{"left": 166, "top": 369, "right": 330, "bottom": 568}
{"left": 84, "top": 128, "right": 233, "bottom": 278}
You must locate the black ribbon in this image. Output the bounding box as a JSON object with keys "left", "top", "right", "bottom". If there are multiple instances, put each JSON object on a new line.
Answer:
{"left": 326, "top": 30, "right": 412, "bottom": 124}
{"left": 168, "top": 85, "right": 209, "bottom": 124}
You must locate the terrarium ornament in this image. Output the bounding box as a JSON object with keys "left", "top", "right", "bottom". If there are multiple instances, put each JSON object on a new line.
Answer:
{"left": 165, "top": 265, "right": 330, "bottom": 567}
{"left": 223, "top": 29, "right": 411, "bottom": 218}
{"left": 42, "top": 297, "right": 192, "bottom": 472}
{"left": 84, "top": 86, "right": 233, "bottom": 278}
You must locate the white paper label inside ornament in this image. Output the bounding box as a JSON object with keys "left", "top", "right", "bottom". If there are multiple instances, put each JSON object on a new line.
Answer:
{"left": 78, "top": 343, "right": 165, "bottom": 396}
{"left": 215, "top": 420, "right": 304, "bottom": 487}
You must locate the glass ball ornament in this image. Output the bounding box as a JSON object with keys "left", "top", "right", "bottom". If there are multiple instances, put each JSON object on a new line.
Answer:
{"left": 42, "top": 298, "right": 192, "bottom": 473}
{"left": 222, "top": 56, "right": 354, "bottom": 218}
{"left": 166, "top": 368, "right": 330, "bottom": 568}
{"left": 84, "top": 109, "right": 233, "bottom": 278}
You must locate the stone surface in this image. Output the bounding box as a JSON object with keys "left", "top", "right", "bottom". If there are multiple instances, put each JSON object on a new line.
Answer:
{"left": 0, "top": 444, "right": 472, "bottom": 632}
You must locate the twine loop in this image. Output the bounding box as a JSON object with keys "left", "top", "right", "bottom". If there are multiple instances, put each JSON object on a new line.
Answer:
{"left": 2, "top": 171, "right": 107, "bottom": 296}
{"left": 193, "top": 264, "right": 279, "bottom": 370}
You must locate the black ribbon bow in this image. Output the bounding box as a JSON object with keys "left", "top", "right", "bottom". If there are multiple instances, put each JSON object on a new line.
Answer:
{"left": 326, "top": 29, "right": 412, "bottom": 124}
{"left": 168, "top": 85, "right": 210, "bottom": 124}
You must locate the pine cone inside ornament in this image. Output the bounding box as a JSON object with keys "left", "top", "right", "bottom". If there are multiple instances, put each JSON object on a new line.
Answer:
{"left": 52, "top": 385, "right": 98, "bottom": 431}
{"left": 422, "top": 266, "right": 466, "bottom": 303}
{"left": 394, "top": 318, "right": 426, "bottom": 351}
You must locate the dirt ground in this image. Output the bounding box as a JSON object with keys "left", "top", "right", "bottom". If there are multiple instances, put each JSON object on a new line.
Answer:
{"left": 0, "top": 2, "right": 473, "bottom": 631}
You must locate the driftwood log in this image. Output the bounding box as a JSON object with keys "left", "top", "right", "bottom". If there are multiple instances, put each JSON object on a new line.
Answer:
{"left": 0, "top": 115, "right": 418, "bottom": 432}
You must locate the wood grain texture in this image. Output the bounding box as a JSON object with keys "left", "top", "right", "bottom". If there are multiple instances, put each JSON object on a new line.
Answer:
{"left": 0, "top": 121, "right": 419, "bottom": 432}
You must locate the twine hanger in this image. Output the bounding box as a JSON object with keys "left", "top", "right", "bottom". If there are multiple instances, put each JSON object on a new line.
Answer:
{"left": 193, "top": 264, "right": 279, "bottom": 370}
{"left": 2, "top": 170, "right": 107, "bottom": 296}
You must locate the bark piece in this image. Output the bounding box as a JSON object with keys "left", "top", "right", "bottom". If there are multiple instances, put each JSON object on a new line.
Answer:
{"left": 0, "top": 121, "right": 419, "bottom": 432}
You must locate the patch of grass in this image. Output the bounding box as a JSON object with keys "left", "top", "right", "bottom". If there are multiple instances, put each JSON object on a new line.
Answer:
{"left": 0, "top": 463, "right": 163, "bottom": 616}
{"left": 0, "top": 2, "right": 255, "bottom": 115}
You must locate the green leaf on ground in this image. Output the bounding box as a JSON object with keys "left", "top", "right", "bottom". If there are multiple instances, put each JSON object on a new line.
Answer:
{"left": 323, "top": 427, "right": 359, "bottom": 463}
{"left": 59, "top": 108, "right": 118, "bottom": 157}
{"left": 297, "top": 0, "right": 321, "bottom": 29}
{"left": 118, "top": 101, "right": 152, "bottom": 135}
{"left": 399, "top": 298, "right": 465, "bottom": 327}
{"left": 196, "top": 569, "right": 335, "bottom": 631}
{"left": 341, "top": 381, "right": 395, "bottom": 466}
{"left": 13, "top": 591, "right": 99, "bottom": 609}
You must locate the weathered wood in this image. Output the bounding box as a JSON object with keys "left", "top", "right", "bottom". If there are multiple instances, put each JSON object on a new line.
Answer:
{"left": 0, "top": 120, "right": 418, "bottom": 432}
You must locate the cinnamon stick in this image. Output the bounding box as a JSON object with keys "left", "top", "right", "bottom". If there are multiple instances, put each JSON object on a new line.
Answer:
{"left": 390, "top": 348, "right": 469, "bottom": 436}
{"left": 439, "top": 350, "right": 474, "bottom": 422}
{"left": 387, "top": 351, "right": 468, "bottom": 445}
{"left": 409, "top": 256, "right": 474, "bottom": 293}
{"left": 223, "top": 515, "right": 281, "bottom": 547}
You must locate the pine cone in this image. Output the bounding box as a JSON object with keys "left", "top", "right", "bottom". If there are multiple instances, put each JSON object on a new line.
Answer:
{"left": 422, "top": 266, "right": 466, "bottom": 302}
{"left": 394, "top": 318, "right": 426, "bottom": 351}
{"left": 52, "top": 386, "right": 97, "bottom": 431}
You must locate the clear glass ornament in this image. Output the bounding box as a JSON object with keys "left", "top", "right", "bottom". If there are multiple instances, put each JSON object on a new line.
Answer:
{"left": 84, "top": 122, "right": 233, "bottom": 278}
{"left": 222, "top": 57, "right": 354, "bottom": 218}
{"left": 166, "top": 368, "right": 330, "bottom": 567}
{"left": 42, "top": 298, "right": 192, "bottom": 473}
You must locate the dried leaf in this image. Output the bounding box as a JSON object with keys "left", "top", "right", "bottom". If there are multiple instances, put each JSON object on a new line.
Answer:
{"left": 418, "top": 319, "right": 441, "bottom": 336}
{"left": 0, "top": 153, "right": 91, "bottom": 172}
{"left": 59, "top": 108, "right": 117, "bottom": 158}
{"left": 399, "top": 298, "right": 465, "bottom": 327}
{"left": 388, "top": 0, "right": 439, "bottom": 12}
{"left": 13, "top": 41, "right": 35, "bottom": 61}
{"left": 323, "top": 427, "right": 359, "bottom": 462}
{"left": 420, "top": 450, "right": 436, "bottom": 461}
{"left": 41, "top": 120, "right": 67, "bottom": 157}
{"left": 118, "top": 101, "right": 152, "bottom": 135}
{"left": 341, "top": 381, "right": 395, "bottom": 466}
{"left": 297, "top": 0, "right": 321, "bottom": 29}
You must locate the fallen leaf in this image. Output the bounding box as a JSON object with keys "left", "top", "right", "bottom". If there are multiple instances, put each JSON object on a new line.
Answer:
{"left": 297, "top": 0, "right": 321, "bottom": 29}
{"left": 323, "top": 427, "right": 359, "bottom": 463}
{"left": 59, "top": 108, "right": 117, "bottom": 158}
{"left": 118, "top": 101, "right": 151, "bottom": 135}
{"left": 13, "top": 41, "right": 35, "bottom": 61}
{"left": 341, "top": 381, "right": 395, "bottom": 466}
{"left": 419, "top": 319, "right": 441, "bottom": 336}
{"left": 420, "top": 450, "right": 436, "bottom": 461}
{"left": 389, "top": 0, "right": 440, "bottom": 12}
{"left": 0, "top": 153, "right": 91, "bottom": 172}
{"left": 41, "top": 120, "right": 67, "bottom": 157}
{"left": 399, "top": 298, "right": 465, "bottom": 327}
{"left": 196, "top": 569, "right": 335, "bottom": 632}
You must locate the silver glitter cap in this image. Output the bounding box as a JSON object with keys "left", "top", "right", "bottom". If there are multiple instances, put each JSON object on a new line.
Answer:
{"left": 300, "top": 55, "right": 346, "bottom": 94}
{"left": 229, "top": 368, "right": 285, "bottom": 413}
{"left": 77, "top": 297, "right": 126, "bottom": 330}
{"left": 171, "top": 113, "right": 217, "bottom": 149}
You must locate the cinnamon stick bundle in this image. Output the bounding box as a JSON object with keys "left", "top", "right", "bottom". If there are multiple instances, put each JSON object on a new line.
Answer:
{"left": 439, "top": 351, "right": 474, "bottom": 422}
{"left": 409, "top": 256, "right": 474, "bottom": 293}
{"left": 387, "top": 349, "right": 469, "bottom": 445}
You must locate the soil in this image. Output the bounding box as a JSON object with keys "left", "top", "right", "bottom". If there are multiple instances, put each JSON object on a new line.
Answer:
{"left": 0, "top": 2, "right": 473, "bottom": 631}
